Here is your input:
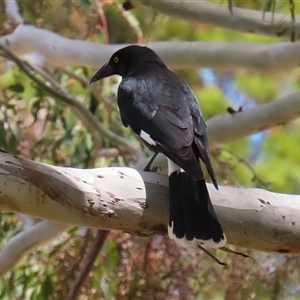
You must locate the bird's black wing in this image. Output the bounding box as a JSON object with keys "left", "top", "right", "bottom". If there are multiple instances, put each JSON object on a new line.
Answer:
{"left": 118, "top": 76, "right": 192, "bottom": 147}
{"left": 181, "top": 78, "right": 218, "bottom": 188}
{"left": 118, "top": 72, "right": 215, "bottom": 183}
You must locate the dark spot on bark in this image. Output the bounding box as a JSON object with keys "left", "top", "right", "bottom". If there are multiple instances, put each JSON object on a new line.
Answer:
{"left": 151, "top": 224, "right": 167, "bottom": 234}
{"left": 277, "top": 249, "right": 290, "bottom": 253}
{"left": 258, "top": 198, "right": 266, "bottom": 204}
{"left": 88, "top": 199, "right": 95, "bottom": 206}
{"left": 292, "top": 222, "right": 296, "bottom": 225}
{"left": 97, "top": 175, "right": 104, "bottom": 178}
{"left": 105, "top": 211, "right": 118, "bottom": 218}
{"left": 277, "top": 122, "right": 287, "bottom": 126}
{"left": 139, "top": 222, "right": 147, "bottom": 229}
{"left": 136, "top": 187, "right": 143, "bottom": 190}
{"left": 137, "top": 200, "right": 147, "bottom": 209}
{"left": 282, "top": 215, "right": 286, "bottom": 219}
{"left": 107, "top": 191, "right": 116, "bottom": 200}
{"left": 123, "top": 0, "right": 134, "bottom": 10}
{"left": 227, "top": 106, "right": 243, "bottom": 114}
{"left": 133, "top": 231, "right": 150, "bottom": 237}
{"left": 118, "top": 171, "right": 125, "bottom": 179}
{"left": 267, "top": 202, "right": 270, "bottom": 205}
{"left": 113, "top": 197, "right": 124, "bottom": 202}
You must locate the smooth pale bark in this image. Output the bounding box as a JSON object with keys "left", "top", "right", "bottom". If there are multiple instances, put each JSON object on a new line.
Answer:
{"left": 1, "top": 25, "right": 300, "bottom": 74}
{"left": 2, "top": 0, "right": 300, "bottom": 75}
{"left": 0, "top": 221, "right": 70, "bottom": 276}
{"left": 136, "top": 0, "right": 300, "bottom": 39}
{"left": 207, "top": 91, "right": 300, "bottom": 148}
{"left": 1, "top": 151, "right": 300, "bottom": 254}
{"left": 4, "top": 0, "right": 23, "bottom": 24}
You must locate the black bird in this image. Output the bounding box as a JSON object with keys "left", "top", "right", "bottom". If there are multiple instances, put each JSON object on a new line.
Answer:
{"left": 90, "top": 45, "right": 226, "bottom": 248}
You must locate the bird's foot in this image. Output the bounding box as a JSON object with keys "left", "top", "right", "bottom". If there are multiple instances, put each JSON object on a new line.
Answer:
{"left": 143, "top": 152, "right": 159, "bottom": 172}
{"left": 150, "top": 165, "right": 161, "bottom": 172}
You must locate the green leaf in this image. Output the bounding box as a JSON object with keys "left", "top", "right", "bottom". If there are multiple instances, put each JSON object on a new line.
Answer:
{"left": 41, "top": 275, "right": 53, "bottom": 300}
{"left": 80, "top": 0, "right": 90, "bottom": 10}
{"left": 0, "top": 121, "right": 6, "bottom": 147}
{"left": 68, "top": 226, "right": 79, "bottom": 235}
{"left": 7, "top": 83, "right": 24, "bottom": 93}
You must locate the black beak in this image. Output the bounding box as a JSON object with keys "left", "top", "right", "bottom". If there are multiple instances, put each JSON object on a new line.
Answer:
{"left": 90, "top": 62, "right": 115, "bottom": 84}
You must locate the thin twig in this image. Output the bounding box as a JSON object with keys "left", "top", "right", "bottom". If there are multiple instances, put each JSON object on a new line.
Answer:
{"left": 289, "top": 0, "right": 295, "bottom": 41}
{"left": 219, "top": 147, "right": 271, "bottom": 189}
{"left": 115, "top": 1, "right": 144, "bottom": 43}
{"left": 22, "top": 62, "right": 103, "bottom": 166}
{"left": 97, "top": 1, "right": 110, "bottom": 44}
{"left": 56, "top": 66, "right": 117, "bottom": 112}
{"left": 220, "top": 246, "right": 254, "bottom": 262}
{"left": 66, "top": 230, "right": 109, "bottom": 300}
{"left": 198, "top": 245, "right": 227, "bottom": 266}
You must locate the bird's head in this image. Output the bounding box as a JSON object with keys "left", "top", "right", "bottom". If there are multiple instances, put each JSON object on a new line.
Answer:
{"left": 90, "top": 45, "right": 165, "bottom": 83}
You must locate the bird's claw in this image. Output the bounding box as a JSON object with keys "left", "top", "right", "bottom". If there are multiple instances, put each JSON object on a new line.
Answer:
{"left": 150, "top": 165, "right": 161, "bottom": 172}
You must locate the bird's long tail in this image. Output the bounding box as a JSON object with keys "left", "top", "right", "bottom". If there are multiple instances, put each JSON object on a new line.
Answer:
{"left": 167, "top": 160, "right": 226, "bottom": 248}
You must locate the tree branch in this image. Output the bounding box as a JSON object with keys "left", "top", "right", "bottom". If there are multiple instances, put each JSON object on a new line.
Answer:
{"left": 0, "top": 151, "right": 300, "bottom": 254}
{"left": 4, "top": 0, "right": 23, "bottom": 25}
{"left": 0, "top": 220, "right": 70, "bottom": 276}
{"left": 1, "top": 25, "right": 300, "bottom": 73}
{"left": 66, "top": 230, "right": 109, "bottom": 300}
{"left": 136, "top": 0, "right": 300, "bottom": 39}
{"left": 207, "top": 90, "right": 300, "bottom": 148}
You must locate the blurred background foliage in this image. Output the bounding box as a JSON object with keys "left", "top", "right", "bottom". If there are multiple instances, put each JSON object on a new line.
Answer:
{"left": 1, "top": 0, "right": 300, "bottom": 299}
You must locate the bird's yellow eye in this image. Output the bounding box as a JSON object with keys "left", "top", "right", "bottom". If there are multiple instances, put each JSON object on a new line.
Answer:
{"left": 114, "top": 56, "right": 119, "bottom": 63}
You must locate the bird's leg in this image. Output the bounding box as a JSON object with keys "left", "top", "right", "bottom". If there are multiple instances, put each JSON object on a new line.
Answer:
{"left": 143, "top": 151, "right": 159, "bottom": 172}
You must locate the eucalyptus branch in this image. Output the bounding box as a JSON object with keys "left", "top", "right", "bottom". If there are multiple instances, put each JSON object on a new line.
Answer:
{"left": 207, "top": 91, "right": 300, "bottom": 148}
{"left": 0, "top": 221, "right": 71, "bottom": 276}
{"left": 4, "top": 0, "right": 23, "bottom": 25}
{"left": 1, "top": 151, "right": 300, "bottom": 255}
{"left": 137, "top": 0, "right": 300, "bottom": 40}
{"left": 2, "top": 25, "right": 300, "bottom": 74}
